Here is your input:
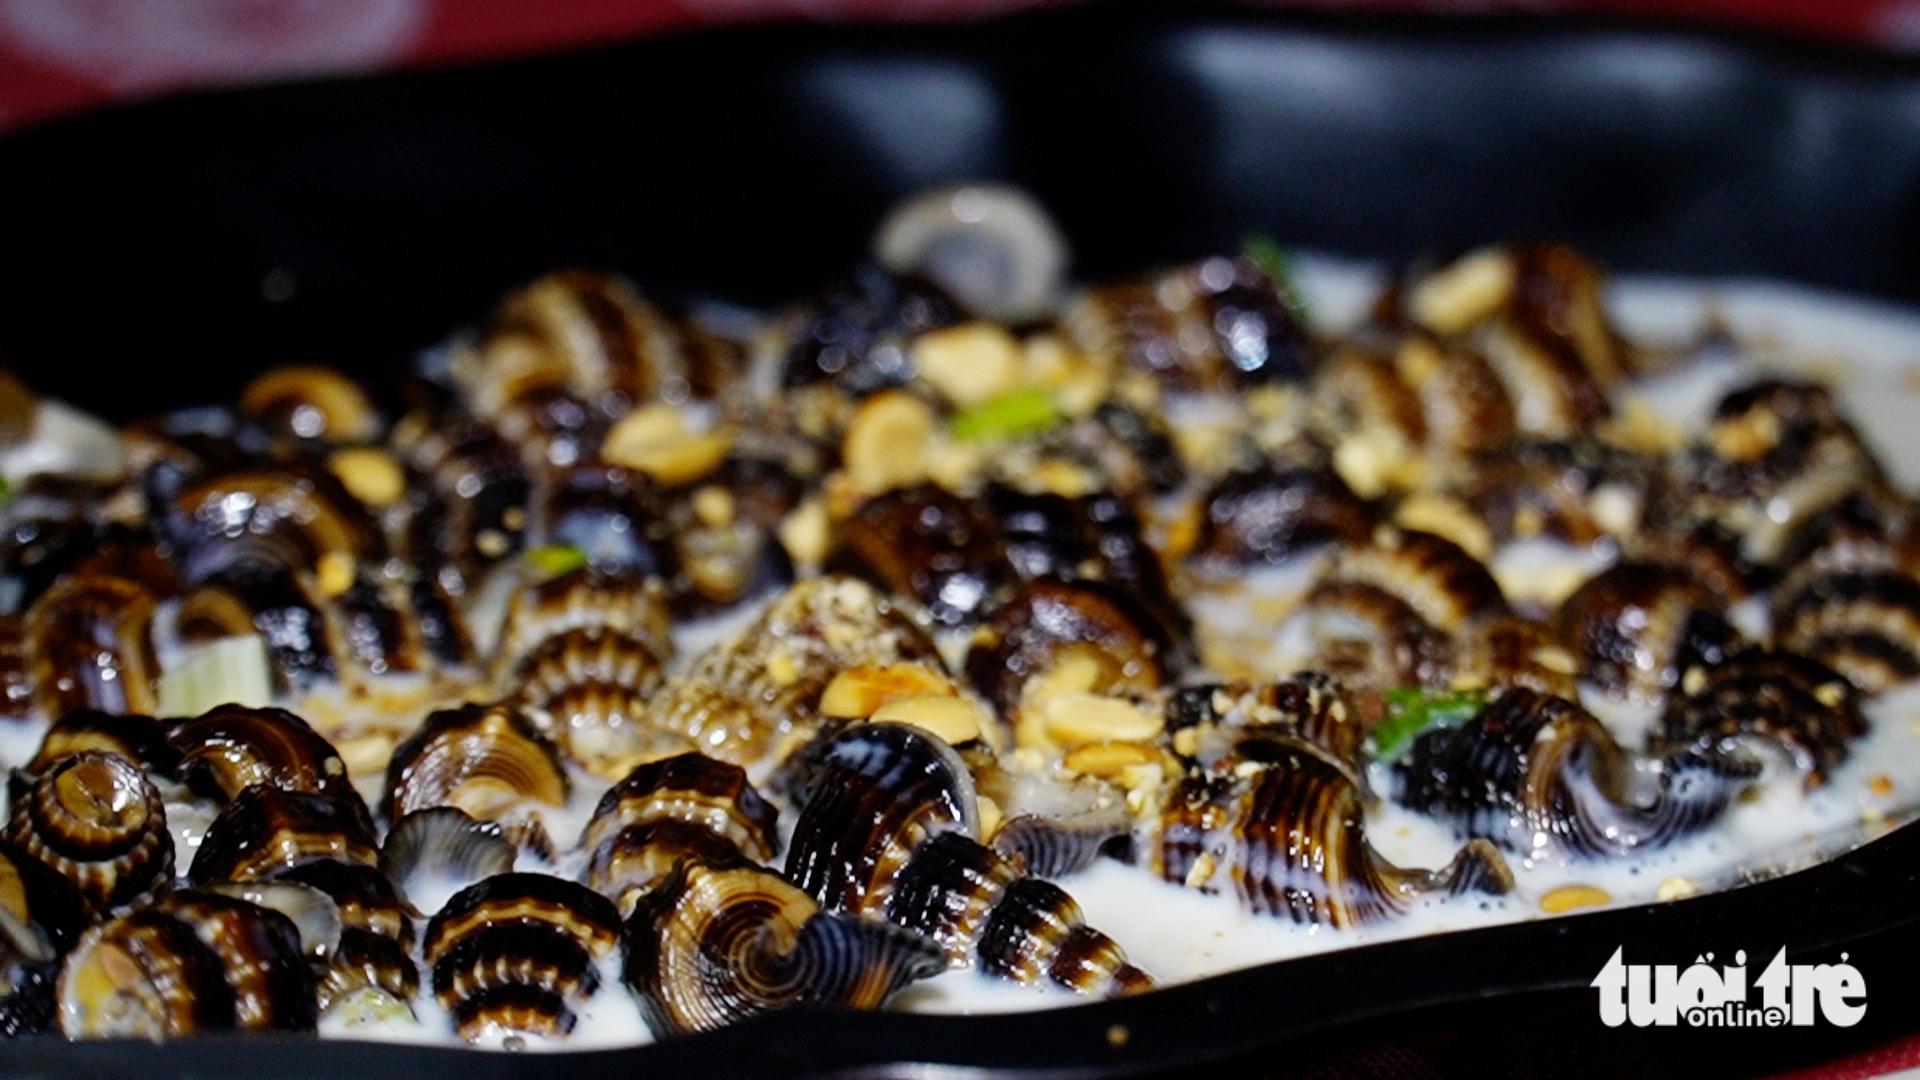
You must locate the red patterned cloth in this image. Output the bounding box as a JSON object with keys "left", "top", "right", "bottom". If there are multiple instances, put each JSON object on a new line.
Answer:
{"left": 1, "top": 0, "right": 1917, "bottom": 134}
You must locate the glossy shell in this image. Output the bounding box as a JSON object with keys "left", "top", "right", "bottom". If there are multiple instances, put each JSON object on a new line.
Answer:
{"left": 6, "top": 751, "right": 173, "bottom": 918}
{"left": 382, "top": 702, "right": 569, "bottom": 825}
{"left": 58, "top": 891, "right": 317, "bottom": 1037}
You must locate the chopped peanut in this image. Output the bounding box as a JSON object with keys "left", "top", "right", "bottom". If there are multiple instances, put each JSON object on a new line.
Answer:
{"left": 1410, "top": 248, "right": 1516, "bottom": 335}
{"left": 843, "top": 390, "right": 934, "bottom": 494}
{"left": 1540, "top": 884, "right": 1610, "bottom": 914}
{"left": 913, "top": 323, "right": 1024, "bottom": 407}
{"left": 870, "top": 694, "right": 989, "bottom": 746}
{"left": 328, "top": 447, "right": 405, "bottom": 508}
{"left": 819, "top": 663, "right": 956, "bottom": 719}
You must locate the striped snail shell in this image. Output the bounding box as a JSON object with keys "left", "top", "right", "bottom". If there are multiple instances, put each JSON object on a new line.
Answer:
{"left": 58, "top": 890, "right": 317, "bottom": 1037}
{"left": 622, "top": 856, "right": 945, "bottom": 1036}
{"left": 6, "top": 751, "right": 173, "bottom": 919}
{"left": 421, "top": 872, "right": 622, "bottom": 1043}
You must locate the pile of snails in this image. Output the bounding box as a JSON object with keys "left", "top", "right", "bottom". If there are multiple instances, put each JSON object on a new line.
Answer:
{"left": 0, "top": 184, "right": 1910, "bottom": 1047}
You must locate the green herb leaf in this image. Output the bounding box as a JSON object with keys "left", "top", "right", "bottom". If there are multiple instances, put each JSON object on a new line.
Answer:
{"left": 950, "top": 387, "right": 1062, "bottom": 443}
{"left": 1370, "top": 687, "right": 1488, "bottom": 762}
{"left": 525, "top": 544, "right": 588, "bottom": 579}
{"left": 1243, "top": 232, "right": 1312, "bottom": 326}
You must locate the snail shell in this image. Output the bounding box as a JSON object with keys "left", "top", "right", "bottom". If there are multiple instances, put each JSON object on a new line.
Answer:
{"left": 1454, "top": 615, "right": 1581, "bottom": 699}
{"left": 779, "top": 266, "right": 961, "bottom": 397}
{"left": 1656, "top": 648, "right": 1866, "bottom": 788}
{"left": 872, "top": 183, "right": 1068, "bottom": 324}
{"left": 382, "top": 702, "right": 569, "bottom": 826}
{"left": 1397, "top": 688, "right": 1753, "bottom": 856}
{"left": 27, "top": 709, "right": 175, "bottom": 776}
{"left": 622, "top": 856, "right": 945, "bottom": 1036}
{"left": 165, "top": 704, "right": 367, "bottom": 817}
{"left": 1553, "top": 562, "right": 1743, "bottom": 701}
{"left": 540, "top": 464, "right": 676, "bottom": 578}
{"left": 1188, "top": 466, "right": 1374, "bottom": 574}
{"left": 1159, "top": 748, "right": 1512, "bottom": 924}
{"left": 507, "top": 628, "right": 671, "bottom": 779}
{"left": 238, "top": 365, "right": 381, "bottom": 446}
{"left": 58, "top": 890, "right": 317, "bottom": 1037}
{"left": 1772, "top": 569, "right": 1920, "bottom": 693}
{"left": 491, "top": 567, "right": 672, "bottom": 690}
{"left": 1455, "top": 439, "right": 1654, "bottom": 546}
{"left": 379, "top": 807, "right": 516, "bottom": 920}
{"left": 827, "top": 483, "right": 1009, "bottom": 628}
{"left": 886, "top": 832, "right": 1152, "bottom": 996}
{"left": 966, "top": 578, "right": 1171, "bottom": 717}
{"left": 6, "top": 751, "right": 173, "bottom": 918}
{"left": 1068, "top": 255, "right": 1310, "bottom": 391}
{"left": 187, "top": 786, "right": 379, "bottom": 884}
{"left": 269, "top": 860, "right": 419, "bottom": 1014}
{"left": 581, "top": 754, "right": 779, "bottom": 878}
{"left": 159, "top": 468, "right": 381, "bottom": 587}
{"left": 785, "top": 723, "right": 979, "bottom": 917}
{"left": 0, "top": 841, "right": 89, "bottom": 1035}
{"left": 647, "top": 576, "right": 941, "bottom": 765}
{"left": 421, "top": 872, "right": 622, "bottom": 1043}
{"left": 1164, "top": 674, "right": 1367, "bottom": 784}
{"left": 24, "top": 571, "right": 161, "bottom": 718}
{"left": 0, "top": 616, "right": 35, "bottom": 722}
{"left": 464, "top": 270, "right": 689, "bottom": 418}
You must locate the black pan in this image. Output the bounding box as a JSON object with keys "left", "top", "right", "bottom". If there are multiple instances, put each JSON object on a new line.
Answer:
{"left": 1, "top": 3, "right": 1918, "bottom": 1076}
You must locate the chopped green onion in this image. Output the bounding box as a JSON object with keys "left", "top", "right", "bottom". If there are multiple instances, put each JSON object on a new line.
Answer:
{"left": 1369, "top": 687, "right": 1488, "bottom": 762}
{"left": 950, "top": 387, "right": 1062, "bottom": 443}
{"left": 1243, "top": 232, "right": 1312, "bottom": 326}
{"left": 157, "top": 634, "right": 274, "bottom": 717}
{"left": 525, "top": 544, "right": 588, "bottom": 579}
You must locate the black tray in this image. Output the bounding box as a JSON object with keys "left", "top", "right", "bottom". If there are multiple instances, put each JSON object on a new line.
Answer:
{"left": 3, "top": 3, "right": 1920, "bottom": 1076}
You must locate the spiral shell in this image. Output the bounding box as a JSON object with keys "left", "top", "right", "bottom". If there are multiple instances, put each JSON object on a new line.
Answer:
{"left": 379, "top": 808, "right": 516, "bottom": 919}
{"left": 1455, "top": 439, "right": 1654, "bottom": 546}
{"left": 580, "top": 753, "right": 779, "bottom": 910}
{"left": 646, "top": 577, "right": 941, "bottom": 765}
{"left": 24, "top": 570, "right": 161, "bottom": 718}
{"left": 187, "top": 786, "right": 379, "bottom": 884}
{"left": 1554, "top": 562, "right": 1743, "bottom": 701}
{"left": 508, "top": 629, "right": 671, "bottom": 779}
{"left": 827, "top": 483, "right": 1008, "bottom": 627}
{"left": 27, "top": 710, "right": 175, "bottom": 776}
{"left": 463, "top": 270, "right": 689, "bottom": 418}
{"left": 966, "top": 578, "right": 1171, "bottom": 716}
{"left": 786, "top": 723, "right": 979, "bottom": 917}
{"left": 623, "top": 856, "right": 945, "bottom": 1036}
{"left": 0, "top": 841, "right": 86, "bottom": 1036}
{"left": 541, "top": 464, "right": 676, "bottom": 578}
{"left": 492, "top": 567, "right": 673, "bottom": 689}
{"left": 780, "top": 267, "right": 960, "bottom": 396}
{"left": 382, "top": 702, "right": 569, "bottom": 826}
{"left": 1397, "top": 688, "right": 1753, "bottom": 857}
{"left": 886, "top": 831, "right": 1151, "bottom": 995}
{"left": 269, "top": 860, "right": 418, "bottom": 1014}
{"left": 166, "top": 704, "right": 367, "bottom": 815}
{"left": 1188, "top": 465, "right": 1374, "bottom": 574}
{"left": 58, "top": 891, "right": 317, "bottom": 1037}
{"left": 1656, "top": 649, "right": 1866, "bottom": 788}
{"left": 1068, "top": 255, "right": 1310, "bottom": 391}
{"left": 421, "top": 872, "right": 622, "bottom": 1042}
{"left": 6, "top": 751, "right": 173, "bottom": 918}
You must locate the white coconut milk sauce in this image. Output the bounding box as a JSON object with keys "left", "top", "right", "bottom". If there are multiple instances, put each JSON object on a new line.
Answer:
{"left": 13, "top": 263, "right": 1920, "bottom": 1045}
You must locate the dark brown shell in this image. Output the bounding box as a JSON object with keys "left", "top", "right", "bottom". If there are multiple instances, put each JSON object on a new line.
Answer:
{"left": 382, "top": 702, "right": 570, "bottom": 825}
{"left": 540, "top": 464, "right": 677, "bottom": 579}
{"left": 57, "top": 890, "right": 317, "bottom": 1037}
{"left": 1189, "top": 466, "right": 1374, "bottom": 574}
{"left": 1398, "top": 689, "right": 1755, "bottom": 856}
{"left": 6, "top": 751, "right": 173, "bottom": 918}
{"left": 422, "top": 872, "right": 622, "bottom": 1043}
{"left": 885, "top": 831, "right": 1151, "bottom": 996}
{"left": 623, "top": 856, "right": 945, "bottom": 1036}
{"left": 966, "top": 578, "right": 1170, "bottom": 716}
{"left": 24, "top": 571, "right": 161, "bottom": 718}
{"left": 1454, "top": 615, "right": 1581, "bottom": 699}
{"left": 239, "top": 366, "right": 381, "bottom": 445}
{"left": 27, "top": 710, "right": 175, "bottom": 776}
{"left": 319, "top": 927, "right": 420, "bottom": 1014}
{"left": 1656, "top": 649, "right": 1867, "bottom": 788}
{"left": 1455, "top": 439, "right": 1655, "bottom": 546}
{"left": 785, "top": 723, "right": 979, "bottom": 917}
{"left": 0, "top": 616, "right": 35, "bottom": 722}
{"left": 491, "top": 568, "right": 672, "bottom": 689}
{"left": 187, "top": 786, "right": 379, "bottom": 884}
{"left": 468, "top": 269, "right": 688, "bottom": 417}
{"left": 271, "top": 859, "right": 412, "bottom": 942}
{"left": 1295, "top": 580, "right": 1453, "bottom": 691}
{"left": 1163, "top": 747, "right": 1511, "bottom": 924}
{"left": 827, "top": 483, "right": 1008, "bottom": 627}
{"left": 1554, "top": 562, "right": 1742, "bottom": 701}
{"left": 1325, "top": 528, "right": 1509, "bottom": 632}
{"left": 165, "top": 704, "right": 367, "bottom": 815}
{"left": 581, "top": 754, "right": 780, "bottom": 874}
{"left": 1069, "top": 255, "right": 1309, "bottom": 391}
